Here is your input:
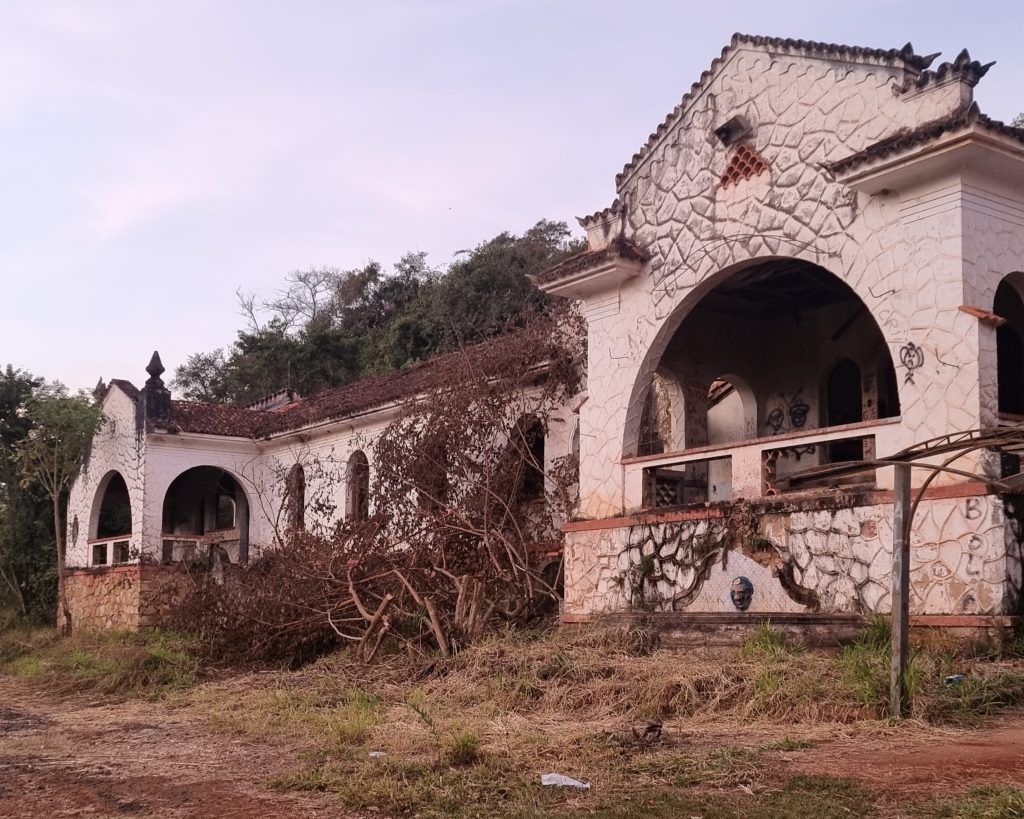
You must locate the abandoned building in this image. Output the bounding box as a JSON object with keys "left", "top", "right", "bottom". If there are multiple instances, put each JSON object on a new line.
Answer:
{"left": 67, "top": 33, "right": 1024, "bottom": 637}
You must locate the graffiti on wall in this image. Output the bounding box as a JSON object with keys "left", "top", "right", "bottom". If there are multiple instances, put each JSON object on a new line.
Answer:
{"left": 899, "top": 342, "right": 925, "bottom": 384}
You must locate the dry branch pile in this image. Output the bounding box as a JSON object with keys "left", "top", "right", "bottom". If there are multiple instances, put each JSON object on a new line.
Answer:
{"left": 174, "top": 312, "right": 584, "bottom": 665}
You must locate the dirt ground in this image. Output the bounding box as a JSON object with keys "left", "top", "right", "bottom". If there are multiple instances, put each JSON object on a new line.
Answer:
{"left": 0, "top": 677, "right": 351, "bottom": 819}
{"left": 2, "top": 674, "right": 1024, "bottom": 818}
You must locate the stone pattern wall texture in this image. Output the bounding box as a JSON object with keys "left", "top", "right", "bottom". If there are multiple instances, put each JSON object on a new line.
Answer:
{"left": 573, "top": 44, "right": 1024, "bottom": 521}
{"left": 565, "top": 494, "right": 1019, "bottom": 619}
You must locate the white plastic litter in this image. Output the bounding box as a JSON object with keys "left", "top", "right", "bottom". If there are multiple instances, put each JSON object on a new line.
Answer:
{"left": 368, "top": 751, "right": 387, "bottom": 758}
{"left": 541, "top": 773, "right": 590, "bottom": 790}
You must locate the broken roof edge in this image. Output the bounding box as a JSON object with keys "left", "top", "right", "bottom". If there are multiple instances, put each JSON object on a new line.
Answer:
{"left": 161, "top": 328, "right": 557, "bottom": 440}
{"left": 530, "top": 237, "right": 651, "bottom": 288}
{"left": 826, "top": 102, "right": 1024, "bottom": 177}
{"left": 614, "top": 33, "right": 942, "bottom": 190}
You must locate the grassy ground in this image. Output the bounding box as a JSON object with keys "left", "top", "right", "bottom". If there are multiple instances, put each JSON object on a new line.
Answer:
{"left": 182, "top": 623, "right": 1024, "bottom": 817}
{"left": 4, "top": 621, "right": 1024, "bottom": 816}
{"left": 0, "top": 624, "right": 198, "bottom": 697}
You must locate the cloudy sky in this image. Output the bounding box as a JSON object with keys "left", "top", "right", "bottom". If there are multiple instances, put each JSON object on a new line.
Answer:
{"left": 2, "top": 1, "right": 1022, "bottom": 391}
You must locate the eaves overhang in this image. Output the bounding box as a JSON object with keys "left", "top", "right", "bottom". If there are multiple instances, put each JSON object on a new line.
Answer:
{"left": 831, "top": 126, "right": 1024, "bottom": 195}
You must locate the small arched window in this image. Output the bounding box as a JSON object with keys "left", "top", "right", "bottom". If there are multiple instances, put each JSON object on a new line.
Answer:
{"left": 996, "top": 281, "right": 1024, "bottom": 416}
{"left": 285, "top": 463, "right": 305, "bottom": 530}
{"left": 516, "top": 416, "right": 545, "bottom": 502}
{"left": 347, "top": 450, "right": 370, "bottom": 521}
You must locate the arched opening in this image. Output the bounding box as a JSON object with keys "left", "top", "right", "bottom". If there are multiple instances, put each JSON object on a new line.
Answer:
{"left": 285, "top": 463, "right": 306, "bottom": 531}
{"left": 347, "top": 450, "right": 370, "bottom": 521}
{"left": 996, "top": 280, "right": 1024, "bottom": 417}
{"left": 89, "top": 470, "right": 132, "bottom": 565}
{"left": 161, "top": 466, "right": 250, "bottom": 564}
{"left": 628, "top": 258, "right": 899, "bottom": 506}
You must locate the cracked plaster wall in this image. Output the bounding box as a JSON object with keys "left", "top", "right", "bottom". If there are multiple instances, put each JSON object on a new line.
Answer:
{"left": 565, "top": 494, "right": 1020, "bottom": 618}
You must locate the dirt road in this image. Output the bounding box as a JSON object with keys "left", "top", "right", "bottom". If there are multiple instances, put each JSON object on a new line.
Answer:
{"left": 0, "top": 677, "right": 347, "bottom": 819}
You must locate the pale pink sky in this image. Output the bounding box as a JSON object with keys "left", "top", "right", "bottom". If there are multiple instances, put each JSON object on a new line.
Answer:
{"left": 1, "top": 1, "right": 1021, "bottom": 390}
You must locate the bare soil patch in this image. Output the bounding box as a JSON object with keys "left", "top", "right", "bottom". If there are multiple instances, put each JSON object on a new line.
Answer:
{"left": 0, "top": 676, "right": 351, "bottom": 819}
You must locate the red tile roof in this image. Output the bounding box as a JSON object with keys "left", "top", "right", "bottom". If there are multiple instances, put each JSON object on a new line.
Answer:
{"left": 162, "top": 332, "right": 545, "bottom": 439}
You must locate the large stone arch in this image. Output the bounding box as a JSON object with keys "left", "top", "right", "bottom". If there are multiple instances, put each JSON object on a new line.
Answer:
{"left": 622, "top": 257, "right": 900, "bottom": 457}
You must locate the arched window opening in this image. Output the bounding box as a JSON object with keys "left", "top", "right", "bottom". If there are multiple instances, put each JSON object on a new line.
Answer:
{"left": 91, "top": 471, "right": 132, "bottom": 565}
{"left": 996, "top": 281, "right": 1024, "bottom": 416}
{"left": 638, "top": 374, "right": 673, "bottom": 456}
{"left": 516, "top": 417, "right": 546, "bottom": 502}
{"left": 96, "top": 473, "right": 131, "bottom": 539}
{"left": 347, "top": 450, "right": 370, "bottom": 521}
{"left": 285, "top": 463, "right": 306, "bottom": 531}
{"left": 416, "top": 440, "right": 450, "bottom": 512}
{"left": 161, "top": 466, "right": 250, "bottom": 564}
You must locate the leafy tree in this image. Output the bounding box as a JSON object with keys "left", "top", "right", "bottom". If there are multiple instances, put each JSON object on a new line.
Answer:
{"left": 0, "top": 366, "right": 53, "bottom": 622}
{"left": 1013, "top": 112, "right": 1024, "bottom": 128}
{"left": 173, "top": 220, "right": 583, "bottom": 405}
{"left": 14, "top": 385, "right": 104, "bottom": 634}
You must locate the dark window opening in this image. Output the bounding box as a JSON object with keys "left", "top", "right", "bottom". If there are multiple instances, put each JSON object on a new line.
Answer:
{"left": 998, "top": 324, "right": 1024, "bottom": 415}
{"left": 215, "top": 494, "right": 236, "bottom": 530}
{"left": 827, "top": 359, "right": 864, "bottom": 462}
{"left": 113, "top": 541, "right": 130, "bottom": 563}
{"left": 996, "top": 281, "right": 1024, "bottom": 415}
{"left": 92, "top": 543, "right": 108, "bottom": 565}
{"left": 348, "top": 451, "right": 370, "bottom": 521}
{"left": 518, "top": 418, "right": 546, "bottom": 502}
{"left": 877, "top": 357, "right": 900, "bottom": 419}
{"left": 286, "top": 464, "right": 306, "bottom": 530}
{"left": 96, "top": 473, "right": 131, "bottom": 539}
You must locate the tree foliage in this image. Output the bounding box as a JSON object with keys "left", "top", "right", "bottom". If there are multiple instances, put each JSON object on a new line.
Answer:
{"left": 172, "top": 220, "right": 583, "bottom": 405}
{"left": 0, "top": 366, "right": 54, "bottom": 623}
{"left": 14, "top": 385, "right": 104, "bottom": 634}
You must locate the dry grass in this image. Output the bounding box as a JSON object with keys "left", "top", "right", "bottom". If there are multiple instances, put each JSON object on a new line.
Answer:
{"left": 182, "top": 623, "right": 1024, "bottom": 817}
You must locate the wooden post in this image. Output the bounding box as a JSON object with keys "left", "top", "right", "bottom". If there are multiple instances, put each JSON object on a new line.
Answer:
{"left": 891, "top": 463, "right": 912, "bottom": 718}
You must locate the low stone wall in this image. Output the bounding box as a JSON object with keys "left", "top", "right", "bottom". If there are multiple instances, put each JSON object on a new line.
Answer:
{"left": 65, "top": 565, "right": 191, "bottom": 631}
{"left": 563, "top": 489, "right": 1024, "bottom": 621}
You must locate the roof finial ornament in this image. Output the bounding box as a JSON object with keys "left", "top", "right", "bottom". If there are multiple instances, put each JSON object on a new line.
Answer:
{"left": 93, "top": 378, "right": 107, "bottom": 401}
{"left": 146, "top": 351, "right": 165, "bottom": 381}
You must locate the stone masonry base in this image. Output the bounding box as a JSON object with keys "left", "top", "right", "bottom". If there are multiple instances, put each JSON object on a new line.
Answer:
{"left": 65, "top": 565, "right": 191, "bottom": 631}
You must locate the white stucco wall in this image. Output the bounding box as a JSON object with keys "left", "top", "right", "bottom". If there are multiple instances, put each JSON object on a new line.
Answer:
{"left": 66, "top": 386, "right": 145, "bottom": 567}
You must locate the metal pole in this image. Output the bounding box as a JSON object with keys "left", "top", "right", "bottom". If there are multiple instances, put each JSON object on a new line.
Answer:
{"left": 891, "top": 463, "right": 912, "bottom": 718}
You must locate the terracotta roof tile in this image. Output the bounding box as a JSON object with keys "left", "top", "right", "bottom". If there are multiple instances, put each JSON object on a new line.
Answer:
{"left": 826, "top": 103, "right": 1024, "bottom": 176}
{"left": 531, "top": 238, "right": 650, "bottom": 287}
{"left": 615, "top": 34, "right": 937, "bottom": 188}
{"left": 166, "top": 332, "right": 544, "bottom": 439}
{"left": 169, "top": 401, "right": 267, "bottom": 437}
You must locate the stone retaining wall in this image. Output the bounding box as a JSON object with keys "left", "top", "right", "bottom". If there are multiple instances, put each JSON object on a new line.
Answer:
{"left": 65, "top": 565, "right": 191, "bottom": 631}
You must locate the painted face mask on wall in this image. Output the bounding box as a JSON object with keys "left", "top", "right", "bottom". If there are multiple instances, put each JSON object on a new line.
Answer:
{"left": 730, "top": 576, "right": 753, "bottom": 611}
